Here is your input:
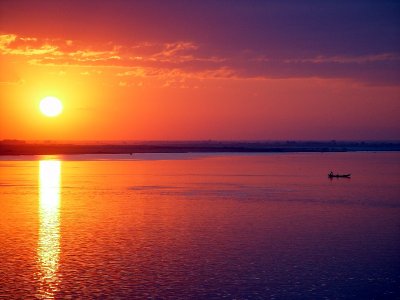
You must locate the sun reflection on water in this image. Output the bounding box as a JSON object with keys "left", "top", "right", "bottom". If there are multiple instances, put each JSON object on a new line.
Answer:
{"left": 36, "top": 160, "right": 61, "bottom": 299}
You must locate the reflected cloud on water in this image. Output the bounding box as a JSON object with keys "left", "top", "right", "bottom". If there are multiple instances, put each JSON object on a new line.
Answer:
{"left": 36, "top": 160, "right": 61, "bottom": 299}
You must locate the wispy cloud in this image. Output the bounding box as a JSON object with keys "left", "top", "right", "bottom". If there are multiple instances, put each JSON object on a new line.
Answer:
{"left": 283, "top": 53, "right": 400, "bottom": 64}
{"left": 0, "top": 34, "right": 220, "bottom": 68}
{"left": 0, "top": 78, "right": 25, "bottom": 85}
{"left": 1, "top": 33, "right": 399, "bottom": 85}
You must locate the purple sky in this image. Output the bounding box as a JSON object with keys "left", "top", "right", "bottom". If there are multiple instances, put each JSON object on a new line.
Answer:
{"left": 1, "top": 0, "right": 399, "bottom": 140}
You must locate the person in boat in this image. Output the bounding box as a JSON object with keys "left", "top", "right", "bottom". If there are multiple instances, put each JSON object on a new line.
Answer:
{"left": 329, "top": 171, "right": 333, "bottom": 176}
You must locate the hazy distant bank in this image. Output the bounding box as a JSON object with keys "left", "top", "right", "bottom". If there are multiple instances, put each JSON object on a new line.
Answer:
{"left": 1, "top": 140, "right": 399, "bottom": 156}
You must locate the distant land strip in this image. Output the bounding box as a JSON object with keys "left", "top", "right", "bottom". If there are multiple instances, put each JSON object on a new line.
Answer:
{"left": 1, "top": 141, "right": 399, "bottom": 156}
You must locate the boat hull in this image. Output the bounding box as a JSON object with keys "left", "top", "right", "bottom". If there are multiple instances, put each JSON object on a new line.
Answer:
{"left": 328, "top": 174, "right": 351, "bottom": 178}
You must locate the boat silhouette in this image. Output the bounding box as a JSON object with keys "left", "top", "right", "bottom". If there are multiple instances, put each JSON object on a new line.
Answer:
{"left": 328, "top": 172, "right": 351, "bottom": 178}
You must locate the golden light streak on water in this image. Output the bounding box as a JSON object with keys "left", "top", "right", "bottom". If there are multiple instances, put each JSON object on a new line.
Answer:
{"left": 36, "top": 160, "right": 61, "bottom": 299}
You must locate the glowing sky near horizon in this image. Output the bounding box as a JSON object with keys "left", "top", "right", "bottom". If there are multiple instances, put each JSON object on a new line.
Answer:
{"left": 0, "top": 0, "right": 399, "bottom": 140}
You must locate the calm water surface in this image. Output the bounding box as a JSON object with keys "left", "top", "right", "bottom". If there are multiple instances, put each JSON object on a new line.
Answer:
{"left": 0, "top": 152, "right": 399, "bottom": 299}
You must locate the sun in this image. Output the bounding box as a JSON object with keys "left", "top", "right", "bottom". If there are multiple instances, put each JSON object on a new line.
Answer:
{"left": 39, "top": 96, "right": 63, "bottom": 117}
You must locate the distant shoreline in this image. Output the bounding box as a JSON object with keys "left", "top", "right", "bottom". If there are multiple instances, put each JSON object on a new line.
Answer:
{"left": 1, "top": 141, "right": 399, "bottom": 156}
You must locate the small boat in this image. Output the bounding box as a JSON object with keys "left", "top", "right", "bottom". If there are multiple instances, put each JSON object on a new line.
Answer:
{"left": 328, "top": 173, "right": 351, "bottom": 178}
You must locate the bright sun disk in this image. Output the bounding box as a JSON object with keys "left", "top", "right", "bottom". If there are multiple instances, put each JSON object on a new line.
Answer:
{"left": 40, "top": 96, "right": 63, "bottom": 117}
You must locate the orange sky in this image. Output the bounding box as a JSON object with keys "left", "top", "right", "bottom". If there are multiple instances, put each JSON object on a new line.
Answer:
{"left": 1, "top": 1, "right": 399, "bottom": 141}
